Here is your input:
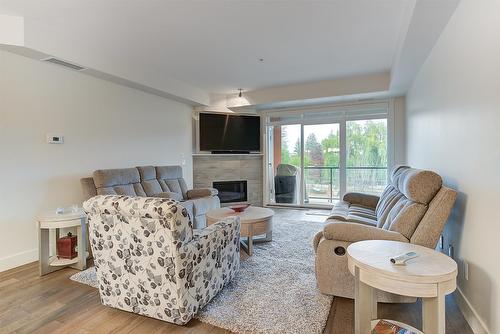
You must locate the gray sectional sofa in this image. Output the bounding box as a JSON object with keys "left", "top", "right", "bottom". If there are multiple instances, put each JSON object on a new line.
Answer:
{"left": 80, "top": 165, "right": 220, "bottom": 228}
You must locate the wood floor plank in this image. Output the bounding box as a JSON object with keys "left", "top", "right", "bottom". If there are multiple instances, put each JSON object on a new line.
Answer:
{"left": 0, "top": 209, "right": 474, "bottom": 334}
{"left": 0, "top": 261, "right": 474, "bottom": 334}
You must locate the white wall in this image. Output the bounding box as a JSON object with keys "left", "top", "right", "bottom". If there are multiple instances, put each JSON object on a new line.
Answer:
{"left": 0, "top": 50, "right": 193, "bottom": 272}
{"left": 392, "top": 96, "right": 406, "bottom": 165}
{"left": 406, "top": 1, "right": 499, "bottom": 332}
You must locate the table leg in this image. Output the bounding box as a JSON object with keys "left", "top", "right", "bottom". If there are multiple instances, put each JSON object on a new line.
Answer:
{"left": 39, "top": 228, "right": 50, "bottom": 276}
{"left": 70, "top": 220, "right": 87, "bottom": 271}
{"left": 247, "top": 228, "right": 254, "bottom": 256}
{"left": 423, "top": 283, "right": 446, "bottom": 334}
{"left": 354, "top": 266, "right": 377, "bottom": 334}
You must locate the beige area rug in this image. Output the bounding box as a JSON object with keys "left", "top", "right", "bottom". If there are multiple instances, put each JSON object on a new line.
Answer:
{"left": 70, "top": 218, "right": 333, "bottom": 334}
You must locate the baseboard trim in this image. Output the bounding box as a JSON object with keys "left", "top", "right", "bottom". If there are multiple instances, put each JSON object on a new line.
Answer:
{"left": 0, "top": 248, "right": 38, "bottom": 273}
{"left": 455, "top": 287, "right": 490, "bottom": 334}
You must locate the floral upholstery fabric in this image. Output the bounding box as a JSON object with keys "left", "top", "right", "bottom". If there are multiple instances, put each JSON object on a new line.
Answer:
{"left": 83, "top": 195, "right": 240, "bottom": 325}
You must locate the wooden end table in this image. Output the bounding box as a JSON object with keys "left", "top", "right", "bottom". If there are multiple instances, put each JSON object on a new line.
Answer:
{"left": 37, "top": 208, "right": 88, "bottom": 276}
{"left": 206, "top": 206, "right": 274, "bottom": 256}
{"left": 347, "top": 240, "right": 457, "bottom": 334}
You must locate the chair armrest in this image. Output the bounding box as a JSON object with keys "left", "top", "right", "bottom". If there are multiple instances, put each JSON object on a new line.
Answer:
{"left": 190, "top": 217, "right": 241, "bottom": 274}
{"left": 342, "top": 192, "right": 380, "bottom": 209}
{"left": 193, "top": 216, "right": 240, "bottom": 240}
{"left": 323, "top": 222, "right": 408, "bottom": 243}
{"left": 187, "top": 188, "right": 219, "bottom": 199}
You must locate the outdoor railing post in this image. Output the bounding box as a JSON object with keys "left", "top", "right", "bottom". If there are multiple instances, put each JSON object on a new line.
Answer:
{"left": 330, "top": 167, "right": 333, "bottom": 203}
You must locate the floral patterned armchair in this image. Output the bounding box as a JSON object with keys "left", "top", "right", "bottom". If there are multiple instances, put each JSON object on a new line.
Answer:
{"left": 83, "top": 195, "right": 240, "bottom": 325}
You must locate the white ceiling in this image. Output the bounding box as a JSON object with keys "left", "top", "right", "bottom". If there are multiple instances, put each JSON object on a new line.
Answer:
{"left": 0, "top": 0, "right": 459, "bottom": 106}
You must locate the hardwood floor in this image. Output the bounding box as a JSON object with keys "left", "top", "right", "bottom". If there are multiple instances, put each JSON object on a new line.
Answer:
{"left": 0, "top": 208, "right": 473, "bottom": 334}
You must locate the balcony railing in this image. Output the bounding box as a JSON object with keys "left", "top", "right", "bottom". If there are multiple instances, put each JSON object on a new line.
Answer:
{"left": 304, "top": 166, "right": 387, "bottom": 203}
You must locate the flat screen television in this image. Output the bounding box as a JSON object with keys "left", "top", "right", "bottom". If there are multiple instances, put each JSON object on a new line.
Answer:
{"left": 199, "top": 113, "right": 261, "bottom": 153}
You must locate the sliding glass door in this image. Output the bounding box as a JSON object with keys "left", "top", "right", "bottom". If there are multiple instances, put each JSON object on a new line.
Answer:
{"left": 303, "top": 123, "right": 340, "bottom": 205}
{"left": 268, "top": 124, "right": 302, "bottom": 205}
{"left": 265, "top": 103, "right": 389, "bottom": 208}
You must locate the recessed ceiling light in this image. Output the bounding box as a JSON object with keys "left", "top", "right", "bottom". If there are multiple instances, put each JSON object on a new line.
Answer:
{"left": 258, "top": 58, "right": 264, "bottom": 62}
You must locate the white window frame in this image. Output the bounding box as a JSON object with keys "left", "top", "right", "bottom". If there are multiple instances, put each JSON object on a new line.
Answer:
{"left": 263, "top": 99, "right": 395, "bottom": 208}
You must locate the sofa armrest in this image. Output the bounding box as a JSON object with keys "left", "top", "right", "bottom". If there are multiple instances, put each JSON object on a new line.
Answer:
{"left": 155, "top": 191, "right": 183, "bottom": 201}
{"left": 80, "top": 177, "right": 97, "bottom": 200}
{"left": 187, "top": 188, "right": 218, "bottom": 199}
{"left": 342, "top": 192, "right": 380, "bottom": 209}
{"left": 323, "top": 222, "right": 408, "bottom": 243}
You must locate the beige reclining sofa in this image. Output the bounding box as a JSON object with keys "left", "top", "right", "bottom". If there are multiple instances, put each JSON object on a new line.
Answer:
{"left": 313, "top": 166, "right": 457, "bottom": 302}
{"left": 81, "top": 165, "right": 219, "bottom": 228}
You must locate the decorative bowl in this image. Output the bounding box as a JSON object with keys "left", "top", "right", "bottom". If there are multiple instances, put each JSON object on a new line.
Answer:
{"left": 229, "top": 204, "right": 251, "bottom": 213}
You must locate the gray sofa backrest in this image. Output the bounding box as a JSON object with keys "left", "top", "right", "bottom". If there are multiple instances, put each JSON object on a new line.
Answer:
{"left": 80, "top": 165, "right": 188, "bottom": 200}
{"left": 155, "top": 166, "right": 189, "bottom": 199}
{"left": 92, "top": 167, "right": 146, "bottom": 197}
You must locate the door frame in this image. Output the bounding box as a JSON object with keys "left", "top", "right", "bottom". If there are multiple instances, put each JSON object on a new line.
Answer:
{"left": 263, "top": 100, "right": 393, "bottom": 209}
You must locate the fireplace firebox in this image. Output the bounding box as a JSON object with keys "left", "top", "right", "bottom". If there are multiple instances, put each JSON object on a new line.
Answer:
{"left": 213, "top": 180, "right": 248, "bottom": 204}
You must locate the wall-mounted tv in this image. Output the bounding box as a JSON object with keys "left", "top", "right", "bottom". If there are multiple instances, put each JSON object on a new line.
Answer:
{"left": 199, "top": 113, "right": 261, "bottom": 153}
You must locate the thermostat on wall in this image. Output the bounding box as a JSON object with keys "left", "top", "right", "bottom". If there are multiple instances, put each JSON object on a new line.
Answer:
{"left": 47, "top": 134, "right": 64, "bottom": 144}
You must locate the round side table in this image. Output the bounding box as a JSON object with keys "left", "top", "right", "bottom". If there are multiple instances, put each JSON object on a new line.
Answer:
{"left": 37, "top": 208, "right": 88, "bottom": 276}
{"left": 347, "top": 240, "right": 457, "bottom": 334}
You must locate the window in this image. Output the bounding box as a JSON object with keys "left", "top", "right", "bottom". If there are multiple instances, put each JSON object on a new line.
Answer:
{"left": 265, "top": 102, "right": 390, "bottom": 207}
{"left": 346, "top": 119, "right": 388, "bottom": 195}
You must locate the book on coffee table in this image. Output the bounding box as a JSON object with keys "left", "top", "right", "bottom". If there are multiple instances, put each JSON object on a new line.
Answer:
{"left": 372, "top": 320, "right": 417, "bottom": 334}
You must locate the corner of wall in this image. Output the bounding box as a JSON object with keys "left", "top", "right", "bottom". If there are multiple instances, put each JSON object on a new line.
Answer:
{"left": 392, "top": 96, "right": 407, "bottom": 165}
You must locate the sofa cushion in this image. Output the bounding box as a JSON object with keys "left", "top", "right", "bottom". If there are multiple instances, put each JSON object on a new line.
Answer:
{"left": 391, "top": 166, "right": 442, "bottom": 205}
{"left": 165, "top": 179, "right": 183, "bottom": 196}
{"left": 381, "top": 198, "right": 427, "bottom": 239}
{"left": 410, "top": 187, "right": 457, "bottom": 248}
{"left": 141, "top": 180, "right": 163, "bottom": 196}
{"left": 328, "top": 201, "right": 349, "bottom": 221}
{"left": 349, "top": 204, "right": 377, "bottom": 218}
{"left": 375, "top": 185, "right": 404, "bottom": 228}
{"left": 156, "top": 165, "right": 183, "bottom": 179}
{"left": 328, "top": 202, "right": 377, "bottom": 226}
{"left": 156, "top": 166, "right": 188, "bottom": 199}
{"left": 345, "top": 214, "right": 377, "bottom": 226}
{"left": 136, "top": 166, "right": 162, "bottom": 196}
{"left": 137, "top": 165, "right": 156, "bottom": 181}
{"left": 93, "top": 168, "right": 140, "bottom": 188}
{"left": 158, "top": 179, "right": 172, "bottom": 193}
{"left": 93, "top": 168, "right": 145, "bottom": 197}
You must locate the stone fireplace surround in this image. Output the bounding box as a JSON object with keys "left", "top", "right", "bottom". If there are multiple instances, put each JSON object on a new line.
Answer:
{"left": 193, "top": 154, "right": 263, "bottom": 206}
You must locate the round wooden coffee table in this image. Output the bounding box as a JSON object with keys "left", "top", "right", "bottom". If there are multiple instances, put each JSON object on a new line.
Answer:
{"left": 206, "top": 206, "right": 274, "bottom": 256}
{"left": 347, "top": 240, "right": 458, "bottom": 334}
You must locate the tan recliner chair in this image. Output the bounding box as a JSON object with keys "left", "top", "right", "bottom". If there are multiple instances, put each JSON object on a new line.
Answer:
{"left": 313, "top": 166, "right": 457, "bottom": 303}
